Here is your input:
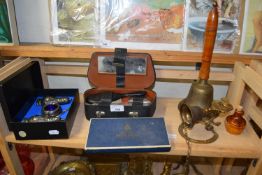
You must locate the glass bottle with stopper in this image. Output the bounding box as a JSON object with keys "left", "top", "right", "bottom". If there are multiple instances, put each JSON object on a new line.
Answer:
{"left": 225, "top": 106, "right": 246, "bottom": 135}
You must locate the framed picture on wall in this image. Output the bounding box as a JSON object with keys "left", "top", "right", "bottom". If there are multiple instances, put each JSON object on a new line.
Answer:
{"left": 0, "top": 0, "right": 18, "bottom": 45}
{"left": 183, "top": 0, "right": 241, "bottom": 53}
{"left": 50, "top": 0, "right": 98, "bottom": 45}
{"left": 240, "top": 0, "right": 262, "bottom": 55}
{"left": 100, "top": 0, "right": 185, "bottom": 50}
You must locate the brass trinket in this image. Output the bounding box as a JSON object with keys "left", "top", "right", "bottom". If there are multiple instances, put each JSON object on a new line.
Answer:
{"left": 49, "top": 160, "right": 92, "bottom": 175}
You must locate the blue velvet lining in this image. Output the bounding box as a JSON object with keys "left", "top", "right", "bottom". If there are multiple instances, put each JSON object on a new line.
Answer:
{"left": 22, "top": 96, "right": 74, "bottom": 121}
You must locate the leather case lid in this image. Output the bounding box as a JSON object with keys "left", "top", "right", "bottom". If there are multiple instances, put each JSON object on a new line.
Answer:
{"left": 88, "top": 52, "right": 155, "bottom": 89}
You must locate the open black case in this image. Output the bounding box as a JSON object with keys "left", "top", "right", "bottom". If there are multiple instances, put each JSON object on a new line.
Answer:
{"left": 0, "top": 59, "right": 79, "bottom": 140}
{"left": 84, "top": 48, "right": 156, "bottom": 119}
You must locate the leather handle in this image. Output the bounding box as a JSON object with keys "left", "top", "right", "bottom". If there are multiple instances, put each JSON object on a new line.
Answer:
{"left": 199, "top": 3, "right": 219, "bottom": 80}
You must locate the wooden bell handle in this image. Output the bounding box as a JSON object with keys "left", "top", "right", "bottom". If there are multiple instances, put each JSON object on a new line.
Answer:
{"left": 199, "top": 3, "right": 219, "bottom": 80}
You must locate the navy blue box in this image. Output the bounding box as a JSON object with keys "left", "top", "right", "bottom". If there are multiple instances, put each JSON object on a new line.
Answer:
{"left": 0, "top": 61, "right": 79, "bottom": 140}
{"left": 85, "top": 118, "right": 171, "bottom": 153}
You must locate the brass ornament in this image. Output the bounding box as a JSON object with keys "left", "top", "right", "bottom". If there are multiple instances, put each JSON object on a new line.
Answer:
{"left": 178, "top": 123, "right": 219, "bottom": 144}
{"left": 22, "top": 96, "right": 71, "bottom": 123}
{"left": 211, "top": 98, "right": 233, "bottom": 115}
{"left": 49, "top": 160, "right": 92, "bottom": 175}
{"left": 93, "top": 163, "right": 121, "bottom": 175}
{"left": 126, "top": 159, "right": 136, "bottom": 175}
{"left": 22, "top": 115, "right": 61, "bottom": 123}
{"left": 178, "top": 97, "right": 233, "bottom": 144}
{"left": 179, "top": 79, "right": 214, "bottom": 112}
{"left": 160, "top": 162, "right": 172, "bottom": 175}
{"left": 144, "top": 159, "right": 153, "bottom": 175}
{"left": 126, "top": 158, "right": 152, "bottom": 175}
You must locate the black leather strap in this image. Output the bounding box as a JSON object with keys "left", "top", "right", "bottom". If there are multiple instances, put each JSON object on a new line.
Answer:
{"left": 113, "top": 48, "right": 127, "bottom": 88}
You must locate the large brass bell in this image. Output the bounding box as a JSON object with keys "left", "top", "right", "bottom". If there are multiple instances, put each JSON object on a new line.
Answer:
{"left": 178, "top": 3, "right": 218, "bottom": 129}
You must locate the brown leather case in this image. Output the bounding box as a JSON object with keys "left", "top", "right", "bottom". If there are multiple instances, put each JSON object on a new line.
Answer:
{"left": 84, "top": 48, "right": 156, "bottom": 120}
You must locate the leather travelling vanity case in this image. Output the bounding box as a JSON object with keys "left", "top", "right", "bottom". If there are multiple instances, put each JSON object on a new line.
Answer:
{"left": 0, "top": 59, "right": 79, "bottom": 140}
{"left": 84, "top": 48, "right": 157, "bottom": 119}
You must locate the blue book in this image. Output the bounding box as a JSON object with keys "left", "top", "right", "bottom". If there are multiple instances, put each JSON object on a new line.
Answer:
{"left": 85, "top": 117, "right": 171, "bottom": 153}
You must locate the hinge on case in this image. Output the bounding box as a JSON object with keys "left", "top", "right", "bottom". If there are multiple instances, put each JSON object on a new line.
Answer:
{"left": 129, "top": 112, "right": 138, "bottom": 118}
{"left": 96, "top": 111, "right": 105, "bottom": 118}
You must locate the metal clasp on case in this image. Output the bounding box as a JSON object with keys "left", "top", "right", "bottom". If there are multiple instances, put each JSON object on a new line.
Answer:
{"left": 129, "top": 111, "right": 138, "bottom": 117}
{"left": 96, "top": 111, "right": 105, "bottom": 118}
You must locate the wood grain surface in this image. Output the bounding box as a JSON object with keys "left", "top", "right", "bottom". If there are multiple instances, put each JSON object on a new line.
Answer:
{"left": 1, "top": 45, "right": 261, "bottom": 64}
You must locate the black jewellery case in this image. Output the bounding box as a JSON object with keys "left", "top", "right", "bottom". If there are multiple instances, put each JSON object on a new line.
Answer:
{"left": 84, "top": 48, "right": 156, "bottom": 119}
{"left": 0, "top": 61, "right": 79, "bottom": 140}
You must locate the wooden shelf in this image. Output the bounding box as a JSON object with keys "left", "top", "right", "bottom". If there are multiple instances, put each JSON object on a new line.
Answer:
{"left": 1, "top": 45, "right": 261, "bottom": 64}
{"left": 5, "top": 98, "right": 261, "bottom": 159}
{"left": 1, "top": 50, "right": 262, "bottom": 175}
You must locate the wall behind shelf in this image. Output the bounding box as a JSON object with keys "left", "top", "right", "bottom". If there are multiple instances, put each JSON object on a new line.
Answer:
{"left": 13, "top": 0, "right": 229, "bottom": 99}
{"left": 46, "top": 62, "right": 230, "bottom": 99}
{"left": 13, "top": 0, "right": 50, "bottom": 43}
{"left": 48, "top": 75, "right": 228, "bottom": 99}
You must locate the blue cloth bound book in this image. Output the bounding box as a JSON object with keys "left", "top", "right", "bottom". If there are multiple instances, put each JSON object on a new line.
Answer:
{"left": 85, "top": 117, "right": 171, "bottom": 153}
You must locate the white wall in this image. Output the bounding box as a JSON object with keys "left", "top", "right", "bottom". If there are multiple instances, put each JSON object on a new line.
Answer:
{"left": 47, "top": 63, "right": 229, "bottom": 99}
{"left": 14, "top": 0, "right": 50, "bottom": 43}
{"left": 48, "top": 75, "right": 228, "bottom": 99}
{"left": 13, "top": 0, "right": 228, "bottom": 99}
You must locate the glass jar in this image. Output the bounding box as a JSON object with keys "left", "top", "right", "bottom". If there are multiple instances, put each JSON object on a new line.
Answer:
{"left": 225, "top": 106, "right": 246, "bottom": 135}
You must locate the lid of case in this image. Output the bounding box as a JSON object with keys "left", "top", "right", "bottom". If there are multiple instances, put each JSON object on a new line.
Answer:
{"left": 0, "top": 61, "right": 43, "bottom": 122}
{"left": 88, "top": 48, "right": 156, "bottom": 89}
{"left": 85, "top": 117, "right": 171, "bottom": 153}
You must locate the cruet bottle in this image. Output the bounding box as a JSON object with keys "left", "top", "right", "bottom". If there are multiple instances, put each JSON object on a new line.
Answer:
{"left": 225, "top": 106, "right": 246, "bottom": 135}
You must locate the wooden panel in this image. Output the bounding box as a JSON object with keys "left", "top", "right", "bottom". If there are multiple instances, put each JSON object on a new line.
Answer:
{"left": 247, "top": 159, "right": 262, "bottom": 175}
{"left": 0, "top": 105, "right": 24, "bottom": 175}
{"left": 0, "top": 57, "right": 24, "bottom": 74}
{"left": 0, "top": 60, "right": 3, "bottom": 68}
{"left": 241, "top": 87, "right": 258, "bottom": 120}
{"left": 0, "top": 57, "right": 48, "bottom": 88}
{"left": 250, "top": 60, "right": 262, "bottom": 71}
{"left": 45, "top": 65, "right": 235, "bottom": 82}
{"left": 227, "top": 62, "right": 246, "bottom": 107}
{"left": 0, "top": 58, "right": 32, "bottom": 81}
{"left": 155, "top": 69, "right": 234, "bottom": 81}
{"left": 232, "top": 60, "right": 262, "bottom": 175}
{"left": 31, "top": 154, "right": 48, "bottom": 175}
{"left": 36, "top": 59, "right": 49, "bottom": 88}
{"left": 245, "top": 59, "right": 262, "bottom": 133}
{"left": 42, "top": 147, "right": 56, "bottom": 175}
{"left": 247, "top": 106, "right": 262, "bottom": 129}
{"left": 212, "top": 158, "right": 223, "bottom": 175}
{"left": 45, "top": 65, "right": 87, "bottom": 76}
{"left": 242, "top": 67, "right": 262, "bottom": 100}
{"left": 1, "top": 45, "right": 261, "bottom": 64}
